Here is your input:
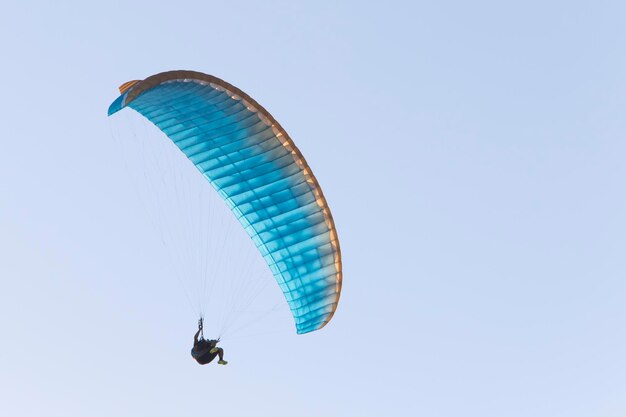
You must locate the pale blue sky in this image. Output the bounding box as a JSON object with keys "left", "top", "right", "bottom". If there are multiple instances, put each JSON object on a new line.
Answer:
{"left": 1, "top": 1, "right": 626, "bottom": 416}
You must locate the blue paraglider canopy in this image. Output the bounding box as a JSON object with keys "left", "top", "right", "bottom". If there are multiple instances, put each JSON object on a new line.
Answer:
{"left": 108, "top": 71, "right": 342, "bottom": 334}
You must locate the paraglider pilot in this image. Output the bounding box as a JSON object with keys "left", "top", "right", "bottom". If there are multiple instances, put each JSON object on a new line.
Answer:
{"left": 191, "top": 318, "right": 227, "bottom": 365}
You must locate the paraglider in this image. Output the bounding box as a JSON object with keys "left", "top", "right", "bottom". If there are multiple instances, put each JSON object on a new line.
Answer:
{"left": 108, "top": 70, "right": 342, "bottom": 360}
{"left": 192, "top": 318, "right": 227, "bottom": 365}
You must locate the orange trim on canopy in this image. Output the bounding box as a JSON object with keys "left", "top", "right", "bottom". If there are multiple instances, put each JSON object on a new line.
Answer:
{"left": 118, "top": 80, "right": 140, "bottom": 94}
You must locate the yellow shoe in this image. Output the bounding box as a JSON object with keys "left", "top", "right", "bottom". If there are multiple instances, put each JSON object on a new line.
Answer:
{"left": 218, "top": 360, "right": 228, "bottom": 365}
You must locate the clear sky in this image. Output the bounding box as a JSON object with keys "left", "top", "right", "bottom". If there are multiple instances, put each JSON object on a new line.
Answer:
{"left": 1, "top": 1, "right": 625, "bottom": 416}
